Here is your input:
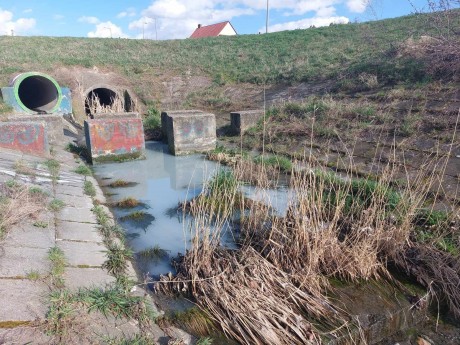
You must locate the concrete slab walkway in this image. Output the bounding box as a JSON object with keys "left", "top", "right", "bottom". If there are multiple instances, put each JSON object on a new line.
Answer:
{"left": 0, "top": 143, "right": 170, "bottom": 344}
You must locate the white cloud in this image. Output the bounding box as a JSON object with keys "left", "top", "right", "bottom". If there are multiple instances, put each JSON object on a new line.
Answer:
{"left": 53, "top": 14, "right": 64, "bottom": 20}
{"left": 88, "top": 21, "right": 129, "bottom": 38}
{"left": 131, "top": 0, "right": 254, "bottom": 39}
{"left": 78, "top": 16, "right": 100, "bottom": 24}
{"left": 23, "top": 8, "right": 32, "bottom": 14}
{"left": 266, "top": 16, "right": 349, "bottom": 32}
{"left": 117, "top": 7, "right": 137, "bottom": 18}
{"left": 346, "top": 0, "right": 370, "bottom": 13}
{"left": 128, "top": 0, "right": 368, "bottom": 39}
{"left": 0, "top": 8, "right": 35, "bottom": 35}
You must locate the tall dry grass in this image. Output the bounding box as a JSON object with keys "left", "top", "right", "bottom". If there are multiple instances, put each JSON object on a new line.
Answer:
{"left": 0, "top": 182, "right": 46, "bottom": 239}
{"left": 157, "top": 112, "right": 459, "bottom": 343}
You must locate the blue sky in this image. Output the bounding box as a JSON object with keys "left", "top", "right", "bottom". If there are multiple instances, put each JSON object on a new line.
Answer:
{"left": 0, "top": 1, "right": 453, "bottom": 40}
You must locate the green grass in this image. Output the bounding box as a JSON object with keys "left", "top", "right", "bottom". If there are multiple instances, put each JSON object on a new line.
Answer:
{"left": 46, "top": 286, "right": 157, "bottom": 337}
{"left": 143, "top": 106, "right": 161, "bottom": 130}
{"left": 84, "top": 180, "right": 97, "bottom": 197}
{"left": 196, "top": 337, "right": 214, "bottom": 345}
{"left": 137, "top": 245, "right": 168, "bottom": 260}
{"left": 48, "top": 246, "right": 66, "bottom": 287}
{"left": 102, "top": 242, "right": 133, "bottom": 276}
{"left": 44, "top": 159, "right": 60, "bottom": 177}
{"left": 33, "top": 220, "right": 48, "bottom": 228}
{"left": 48, "top": 198, "right": 65, "bottom": 212}
{"left": 74, "top": 165, "right": 92, "bottom": 176}
{"left": 28, "top": 186, "right": 47, "bottom": 196}
{"left": 254, "top": 155, "right": 293, "bottom": 172}
{"left": 0, "top": 11, "right": 457, "bottom": 98}
{"left": 26, "top": 270, "right": 41, "bottom": 281}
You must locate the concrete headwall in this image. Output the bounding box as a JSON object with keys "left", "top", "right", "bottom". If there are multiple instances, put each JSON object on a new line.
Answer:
{"left": 162, "top": 110, "right": 216, "bottom": 155}
{"left": 5, "top": 114, "right": 65, "bottom": 145}
{"left": 230, "top": 109, "right": 264, "bottom": 134}
{"left": 0, "top": 122, "right": 48, "bottom": 156}
{"left": 84, "top": 115, "right": 145, "bottom": 164}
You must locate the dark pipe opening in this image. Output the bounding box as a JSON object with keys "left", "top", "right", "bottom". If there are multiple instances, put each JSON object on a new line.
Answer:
{"left": 17, "top": 76, "right": 59, "bottom": 113}
{"left": 85, "top": 87, "right": 134, "bottom": 116}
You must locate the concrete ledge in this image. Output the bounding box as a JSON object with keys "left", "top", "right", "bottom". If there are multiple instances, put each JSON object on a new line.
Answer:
{"left": 0, "top": 122, "right": 49, "bottom": 156}
{"left": 162, "top": 110, "right": 216, "bottom": 155}
{"left": 84, "top": 116, "right": 145, "bottom": 164}
{"left": 6, "top": 114, "right": 65, "bottom": 145}
{"left": 230, "top": 109, "right": 264, "bottom": 134}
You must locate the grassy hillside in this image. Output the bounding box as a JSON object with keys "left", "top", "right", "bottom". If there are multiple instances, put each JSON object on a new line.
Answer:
{"left": 0, "top": 10, "right": 458, "bottom": 93}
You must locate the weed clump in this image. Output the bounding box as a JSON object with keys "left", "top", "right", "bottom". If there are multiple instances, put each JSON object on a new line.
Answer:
{"left": 254, "top": 154, "right": 292, "bottom": 173}
{"left": 137, "top": 245, "right": 168, "bottom": 260}
{"left": 74, "top": 165, "right": 92, "bottom": 176}
{"left": 113, "top": 197, "right": 140, "bottom": 208}
{"left": 84, "top": 180, "right": 96, "bottom": 197}
{"left": 107, "top": 179, "right": 137, "bottom": 188}
{"left": 103, "top": 242, "right": 133, "bottom": 276}
{"left": 48, "top": 199, "right": 65, "bottom": 212}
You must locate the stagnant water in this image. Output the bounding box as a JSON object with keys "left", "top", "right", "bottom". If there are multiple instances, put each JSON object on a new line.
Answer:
{"left": 93, "top": 141, "right": 292, "bottom": 278}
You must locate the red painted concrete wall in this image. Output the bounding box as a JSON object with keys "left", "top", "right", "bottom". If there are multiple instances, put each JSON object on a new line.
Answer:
{"left": 0, "top": 122, "right": 48, "bottom": 156}
{"left": 84, "top": 117, "right": 145, "bottom": 162}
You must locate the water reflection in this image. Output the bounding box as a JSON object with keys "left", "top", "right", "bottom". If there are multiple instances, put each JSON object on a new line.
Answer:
{"left": 94, "top": 141, "right": 225, "bottom": 276}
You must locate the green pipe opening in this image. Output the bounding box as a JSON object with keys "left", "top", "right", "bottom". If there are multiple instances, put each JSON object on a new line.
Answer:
{"left": 11, "top": 72, "right": 62, "bottom": 114}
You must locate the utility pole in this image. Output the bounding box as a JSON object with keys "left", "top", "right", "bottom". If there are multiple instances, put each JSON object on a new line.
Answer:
{"left": 266, "top": 0, "right": 269, "bottom": 34}
{"left": 154, "top": 17, "right": 158, "bottom": 40}
{"left": 143, "top": 22, "right": 146, "bottom": 39}
{"left": 11, "top": 29, "right": 14, "bottom": 36}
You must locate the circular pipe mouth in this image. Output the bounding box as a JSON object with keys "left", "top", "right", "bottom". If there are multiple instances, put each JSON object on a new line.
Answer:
{"left": 12, "top": 72, "right": 62, "bottom": 114}
{"left": 85, "top": 87, "right": 134, "bottom": 116}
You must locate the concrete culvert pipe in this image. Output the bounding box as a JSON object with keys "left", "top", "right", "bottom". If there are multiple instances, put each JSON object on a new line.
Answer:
{"left": 85, "top": 86, "right": 135, "bottom": 116}
{"left": 10, "top": 72, "right": 62, "bottom": 114}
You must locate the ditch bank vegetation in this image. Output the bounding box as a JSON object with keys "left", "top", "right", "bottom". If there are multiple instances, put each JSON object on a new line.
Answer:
{"left": 155, "top": 148, "right": 460, "bottom": 344}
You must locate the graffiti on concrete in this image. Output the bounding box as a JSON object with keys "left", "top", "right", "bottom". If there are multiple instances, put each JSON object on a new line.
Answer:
{"left": 85, "top": 117, "right": 145, "bottom": 161}
{"left": 95, "top": 123, "right": 115, "bottom": 141}
{"left": 0, "top": 122, "right": 48, "bottom": 155}
{"left": 179, "top": 120, "right": 205, "bottom": 138}
{"left": 119, "top": 121, "right": 141, "bottom": 139}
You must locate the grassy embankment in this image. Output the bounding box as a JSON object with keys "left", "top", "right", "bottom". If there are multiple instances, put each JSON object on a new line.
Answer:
{"left": 0, "top": 10, "right": 458, "bottom": 106}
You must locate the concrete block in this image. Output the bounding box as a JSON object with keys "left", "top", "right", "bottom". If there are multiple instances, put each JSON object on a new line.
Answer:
{"left": 57, "top": 206, "right": 97, "bottom": 224}
{"left": 162, "top": 110, "right": 216, "bottom": 155}
{"left": 230, "top": 109, "right": 264, "bottom": 134}
{"left": 0, "top": 246, "right": 50, "bottom": 277}
{"left": 84, "top": 116, "right": 145, "bottom": 164}
{"left": 54, "top": 193, "right": 93, "bottom": 209}
{"left": 57, "top": 220, "right": 103, "bottom": 243}
{"left": 93, "top": 112, "right": 139, "bottom": 120}
{"left": 0, "top": 279, "right": 48, "bottom": 322}
{"left": 7, "top": 221, "right": 55, "bottom": 250}
{"left": 6, "top": 114, "right": 65, "bottom": 145}
{"left": 57, "top": 240, "right": 106, "bottom": 267}
{"left": 0, "top": 121, "right": 49, "bottom": 156}
{"left": 64, "top": 267, "right": 115, "bottom": 290}
{"left": 161, "top": 110, "right": 202, "bottom": 143}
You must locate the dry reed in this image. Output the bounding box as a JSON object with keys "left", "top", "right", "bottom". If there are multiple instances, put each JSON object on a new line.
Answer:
{"left": 156, "top": 127, "right": 459, "bottom": 343}
{"left": 0, "top": 183, "right": 46, "bottom": 239}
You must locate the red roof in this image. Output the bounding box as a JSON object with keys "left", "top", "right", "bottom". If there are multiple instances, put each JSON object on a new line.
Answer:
{"left": 189, "top": 21, "right": 236, "bottom": 39}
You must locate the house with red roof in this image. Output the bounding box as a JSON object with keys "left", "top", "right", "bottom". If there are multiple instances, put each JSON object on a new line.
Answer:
{"left": 189, "top": 21, "right": 237, "bottom": 39}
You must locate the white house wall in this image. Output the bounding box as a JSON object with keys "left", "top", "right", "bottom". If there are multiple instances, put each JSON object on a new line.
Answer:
{"left": 219, "top": 23, "right": 237, "bottom": 36}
